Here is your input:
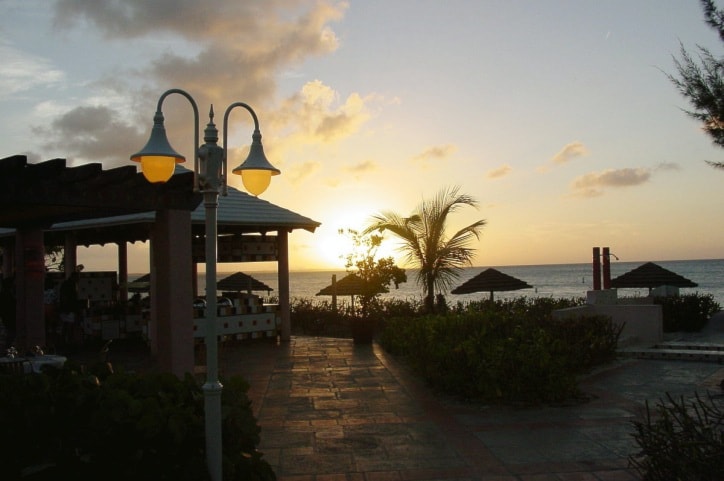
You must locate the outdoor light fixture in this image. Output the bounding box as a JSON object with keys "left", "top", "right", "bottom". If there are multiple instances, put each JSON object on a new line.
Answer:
{"left": 130, "top": 88, "right": 280, "bottom": 481}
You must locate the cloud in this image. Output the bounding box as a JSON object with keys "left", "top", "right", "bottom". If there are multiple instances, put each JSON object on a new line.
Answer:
{"left": 343, "top": 160, "right": 378, "bottom": 180}
{"left": 32, "top": 105, "right": 144, "bottom": 163}
{"left": 654, "top": 161, "right": 681, "bottom": 172}
{"left": 486, "top": 164, "right": 512, "bottom": 179}
{"left": 34, "top": 1, "right": 352, "bottom": 168}
{"left": 539, "top": 141, "right": 589, "bottom": 172}
{"left": 286, "top": 159, "right": 322, "bottom": 184}
{"left": 53, "top": 0, "right": 346, "bottom": 109}
{"left": 272, "top": 80, "right": 374, "bottom": 146}
{"left": 552, "top": 141, "right": 588, "bottom": 165}
{"left": 570, "top": 167, "right": 652, "bottom": 197}
{"left": 0, "top": 39, "right": 65, "bottom": 99}
{"left": 345, "top": 160, "right": 377, "bottom": 175}
{"left": 411, "top": 144, "right": 457, "bottom": 168}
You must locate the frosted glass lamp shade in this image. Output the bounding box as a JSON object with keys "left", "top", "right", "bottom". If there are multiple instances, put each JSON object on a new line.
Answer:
{"left": 240, "top": 169, "right": 272, "bottom": 196}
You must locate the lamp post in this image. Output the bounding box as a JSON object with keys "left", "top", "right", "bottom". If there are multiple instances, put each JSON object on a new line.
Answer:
{"left": 130, "top": 88, "right": 280, "bottom": 481}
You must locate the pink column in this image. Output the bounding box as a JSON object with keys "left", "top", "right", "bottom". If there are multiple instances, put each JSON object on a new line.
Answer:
{"left": 15, "top": 228, "right": 46, "bottom": 350}
{"left": 151, "top": 209, "right": 194, "bottom": 377}
{"left": 277, "top": 230, "right": 291, "bottom": 341}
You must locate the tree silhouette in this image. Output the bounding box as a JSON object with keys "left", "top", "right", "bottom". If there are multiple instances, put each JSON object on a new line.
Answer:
{"left": 669, "top": 0, "right": 724, "bottom": 169}
{"left": 365, "top": 186, "right": 486, "bottom": 313}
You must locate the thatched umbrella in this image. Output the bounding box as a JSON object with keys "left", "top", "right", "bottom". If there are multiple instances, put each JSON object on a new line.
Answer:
{"left": 451, "top": 268, "right": 533, "bottom": 301}
{"left": 610, "top": 262, "right": 697, "bottom": 292}
{"left": 125, "top": 273, "right": 151, "bottom": 293}
{"left": 217, "top": 271, "right": 273, "bottom": 294}
{"left": 316, "top": 273, "right": 386, "bottom": 313}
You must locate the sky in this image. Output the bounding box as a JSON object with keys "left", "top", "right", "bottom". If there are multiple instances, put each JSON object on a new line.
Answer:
{"left": 1, "top": 0, "right": 724, "bottom": 274}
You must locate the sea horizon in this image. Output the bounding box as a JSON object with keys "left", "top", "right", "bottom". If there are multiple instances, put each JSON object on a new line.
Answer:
{"left": 128, "top": 257, "right": 724, "bottom": 308}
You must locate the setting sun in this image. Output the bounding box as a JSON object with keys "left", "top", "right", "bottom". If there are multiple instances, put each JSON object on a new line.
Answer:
{"left": 311, "top": 202, "right": 403, "bottom": 270}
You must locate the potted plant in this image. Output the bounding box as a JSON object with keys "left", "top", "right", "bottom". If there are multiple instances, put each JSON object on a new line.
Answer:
{"left": 342, "top": 230, "right": 406, "bottom": 344}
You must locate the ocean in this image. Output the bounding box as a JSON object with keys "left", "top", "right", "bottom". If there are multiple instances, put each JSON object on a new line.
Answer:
{"left": 184, "top": 258, "right": 724, "bottom": 308}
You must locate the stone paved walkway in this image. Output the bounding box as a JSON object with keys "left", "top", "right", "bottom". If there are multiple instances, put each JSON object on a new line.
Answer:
{"left": 217, "top": 336, "right": 724, "bottom": 481}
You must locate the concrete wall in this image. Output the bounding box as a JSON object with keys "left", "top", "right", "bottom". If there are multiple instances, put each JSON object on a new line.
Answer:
{"left": 554, "top": 293, "right": 663, "bottom": 348}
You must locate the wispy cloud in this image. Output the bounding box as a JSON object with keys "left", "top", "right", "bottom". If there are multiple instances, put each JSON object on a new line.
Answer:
{"left": 33, "top": 105, "right": 143, "bottom": 163}
{"left": 411, "top": 144, "right": 457, "bottom": 168}
{"left": 286, "top": 160, "right": 322, "bottom": 184}
{"left": 654, "top": 162, "right": 681, "bottom": 172}
{"left": 539, "top": 141, "right": 589, "bottom": 172}
{"left": 486, "top": 164, "right": 512, "bottom": 179}
{"left": 0, "top": 39, "right": 65, "bottom": 99}
{"left": 570, "top": 167, "right": 652, "bottom": 197}
{"left": 345, "top": 160, "right": 378, "bottom": 176}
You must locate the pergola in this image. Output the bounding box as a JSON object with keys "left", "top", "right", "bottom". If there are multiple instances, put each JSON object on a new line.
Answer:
{"left": 0, "top": 155, "right": 319, "bottom": 376}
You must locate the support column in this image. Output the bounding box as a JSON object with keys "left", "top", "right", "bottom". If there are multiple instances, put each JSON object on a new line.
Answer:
{"left": 118, "top": 242, "right": 128, "bottom": 304}
{"left": 277, "top": 230, "right": 290, "bottom": 341}
{"left": 15, "top": 228, "right": 46, "bottom": 351}
{"left": 151, "top": 209, "right": 194, "bottom": 377}
{"left": 63, "top": 233, "right": 77, "bottom": 277}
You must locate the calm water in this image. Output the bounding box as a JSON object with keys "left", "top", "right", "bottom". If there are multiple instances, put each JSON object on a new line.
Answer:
{"left": 186, "top": 258, "right": 724, "bottom": 307}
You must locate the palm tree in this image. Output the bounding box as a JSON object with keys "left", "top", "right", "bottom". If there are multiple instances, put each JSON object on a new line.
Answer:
{"left": 365, "top": 186, "right": 486, "bottom": 312}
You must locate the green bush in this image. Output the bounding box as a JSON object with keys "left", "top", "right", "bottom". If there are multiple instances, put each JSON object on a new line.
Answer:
{"left": 379, "top": 301, "right": 620, "bottom": 405}
{"left": 653, "top": 293, "right": 721, "bottom": 332}
{"left": 0, "top": 368, "right": 275, "bottom": 481}
{"left": 630, "top": 393, "right": 724, "bottom": 481}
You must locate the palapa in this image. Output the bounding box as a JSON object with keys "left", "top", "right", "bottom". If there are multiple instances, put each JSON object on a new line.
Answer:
{"left": 610, "top": 262, "right": 697, "bottom": 290}
{"left": 316, "top": 273, "right": 387, "bottom": 313}
{"left": 451, "top": 268, "right": 533, "bottom": 301}
{"left": 217, "top": 271, "right": 273, "bottom": 294}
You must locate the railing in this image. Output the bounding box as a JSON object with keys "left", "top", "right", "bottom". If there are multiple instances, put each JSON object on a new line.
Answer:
{"left": 193, "top": 304, "right": 280, "bottom": 340}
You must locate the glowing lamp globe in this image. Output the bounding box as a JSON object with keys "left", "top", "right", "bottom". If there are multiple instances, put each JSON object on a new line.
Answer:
{"left": 231, "top": 129, "right": 280, "bottom": 196}
{"left": 130, "top": 112, "right": 185, "bottom": 184}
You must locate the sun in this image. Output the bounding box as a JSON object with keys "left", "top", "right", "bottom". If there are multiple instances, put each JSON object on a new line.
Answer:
{"left": 312, "top": 208, "right": 403, "bottom": 270}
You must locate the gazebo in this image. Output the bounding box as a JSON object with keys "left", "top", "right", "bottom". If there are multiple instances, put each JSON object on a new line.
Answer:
{"left": 0, "top": 156, "right": 320, "bottom": 376}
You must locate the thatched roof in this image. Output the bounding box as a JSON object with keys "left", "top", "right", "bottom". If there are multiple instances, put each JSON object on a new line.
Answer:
{"left": 217, "top": 272, "right": 273, "bottom": 293}
{"left": 610, "top": 262, "right": 698, "bottom": 289}
{"left": 316, "top": 273, "right": 387, "bottom": 297}
{"left": 451, "top": 268, "right": 533, "bottom": 300}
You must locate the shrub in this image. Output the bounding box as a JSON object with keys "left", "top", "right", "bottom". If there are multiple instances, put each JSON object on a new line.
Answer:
{"left": 653, "top": 293, "right": 721, "bottom": 332}
{"left": 0, "top": 368, "right": 275, "bottom": 481}
{"left": 379, "top": 302, "right": 620, "bottom": 405}
{"left": 630, "top": 393, "right": 724, "bottom": 481}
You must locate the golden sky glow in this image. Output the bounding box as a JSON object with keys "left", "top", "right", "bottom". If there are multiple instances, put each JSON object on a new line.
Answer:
{"left": 1, "top": 1, "right": 723, "bottom": 273}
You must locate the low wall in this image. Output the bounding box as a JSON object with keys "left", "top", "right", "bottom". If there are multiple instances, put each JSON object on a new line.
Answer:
{"left": 553, "top": 303, "right": 663, "bottom": 348}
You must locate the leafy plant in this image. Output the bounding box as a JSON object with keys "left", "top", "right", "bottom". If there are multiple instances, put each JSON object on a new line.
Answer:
{"left": 653, "top": 293, "right": 721, "bottom": 332}
{"left": 0, "top": 368, "right": 275, "bottom": 481}
{"left": 630, "top": 392, "right": 724, "bottom": 481}
{"left": 378, "top": 299, "right": 620, "bottom": 405}
{"left": 340, "top": 228, "right": 406, "bottom": 321}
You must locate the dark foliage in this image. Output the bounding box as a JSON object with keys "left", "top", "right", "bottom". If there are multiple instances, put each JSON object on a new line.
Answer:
{"left": 0, "top": 367, "right": 275, "bottom": 481}
{"left": 653, "top": 293, "right": 721, "bottom": 332}
{"left": 630, "top": 392, "right": 724, "bottom": 481}
{"left": 669, "top": 0, "right": 724, "bottom": 169}
{"left": 378, "top": 297, "right": 620, "bottom": 405}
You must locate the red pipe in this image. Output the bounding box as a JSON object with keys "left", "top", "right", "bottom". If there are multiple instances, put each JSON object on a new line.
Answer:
{"left": 602, "top": 247, "right": 611, "bottom": 289}
{"left": 592, "top": 247, "right": 601, "bottom": 290}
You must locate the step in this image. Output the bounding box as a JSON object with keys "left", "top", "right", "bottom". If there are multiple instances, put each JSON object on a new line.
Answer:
{"left": 653, "top": 341, "right": 724, "bottom": 352}
{"left": 618, "top": 347, "right": 724, "bottom": 363}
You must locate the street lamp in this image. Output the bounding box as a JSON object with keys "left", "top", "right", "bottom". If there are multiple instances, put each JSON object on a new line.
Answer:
{"left": 130, "top": 88, "right": 280, "bottom": 481}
